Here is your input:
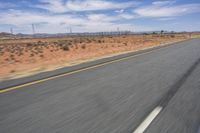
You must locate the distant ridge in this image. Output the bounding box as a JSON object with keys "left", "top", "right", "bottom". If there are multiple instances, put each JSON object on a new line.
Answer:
{"left": 0, "top": 31, "right": 199, "bottom": 39}
{"left": 0, "top": 32, "right": 16, "bottom": 38}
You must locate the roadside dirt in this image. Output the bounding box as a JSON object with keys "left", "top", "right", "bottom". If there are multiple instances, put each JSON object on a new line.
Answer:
{"left": 0, "top": 33, "right": 198, "bottom": 80}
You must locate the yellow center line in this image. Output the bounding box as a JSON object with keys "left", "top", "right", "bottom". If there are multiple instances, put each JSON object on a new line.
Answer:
{"left": 0, "top": 49, "right": 156, "bottom": 94}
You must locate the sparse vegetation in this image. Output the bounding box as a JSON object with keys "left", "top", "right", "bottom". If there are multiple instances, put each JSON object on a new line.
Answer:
{"left": 0, "top": 32, "right": 198, "bottom": 78}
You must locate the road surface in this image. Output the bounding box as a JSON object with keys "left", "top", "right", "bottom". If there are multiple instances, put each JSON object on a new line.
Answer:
{"left": 0, "top": 39, "right": 200, "bottom": 133}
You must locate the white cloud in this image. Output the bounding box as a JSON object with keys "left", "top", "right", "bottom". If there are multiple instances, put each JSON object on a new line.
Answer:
{"left": 0, "top": 9, "right": 151, "bottom": 33}
{"left": 0, "top": 10, "right": 86, "bottom": 26}
{"left": 115, "top": 9, "right": 124, "bottom": 14}
{"left": 152, "top": 0, "right": 176, "bottom": 6}
{"left": 87, "top": 14, "right": 118, "bottom": 22}
{"left": 134, "top": 3, "right": 200, "bottom": 17}
{"left": 118, "top": 13, "right": 136, "bottom": 19}
{"left": 36, "top": 0, "right": 138, "bottom": 13}
{"left": 158, "top": 17, "right": 175, "bottom": 21}
{"left": 36, "top": 0, "right": 67, "bottom": 13}
{"left": 2, "top": 1, "right": 199, "bottom": 33}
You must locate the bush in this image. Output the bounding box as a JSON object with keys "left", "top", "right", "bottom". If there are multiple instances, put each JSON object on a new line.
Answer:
{"left": 62, "top": 45, "right": 69, "bottom": 51}
{"left": 81, "top": 44, "right": 86, "bottom": 49}
{"left": 171, "top": 35, "right": 175, "bottom": 38}
{"left": 37, "top": 41, "right": 43, "bottom": 45}
{"left": 124, "top": 43, "right": 128, "bottom": 46}
{"left": 30, "top": 53, "right": 34, "bottom": 57}
{"left": 10, "top": 54, "right": 14, "bottom": 58}
{"left": 10, "top": 70, "right": 16, "bottom": 73}
{"left": 40, "top": 54, "right": 44, "bottom": 58}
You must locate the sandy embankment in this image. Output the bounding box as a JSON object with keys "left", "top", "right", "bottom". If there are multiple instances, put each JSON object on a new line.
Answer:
{"left": 0, "top": 34, "right": 191, "bottom": 80}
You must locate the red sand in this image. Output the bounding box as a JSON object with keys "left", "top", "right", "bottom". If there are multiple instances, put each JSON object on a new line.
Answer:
{"left": 0, "top": 33, "right": 195, "bottom": 80}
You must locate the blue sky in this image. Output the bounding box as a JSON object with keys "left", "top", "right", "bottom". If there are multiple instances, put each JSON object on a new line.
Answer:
{"left": 0, "top": 0, "right": 200, "bottom": 34}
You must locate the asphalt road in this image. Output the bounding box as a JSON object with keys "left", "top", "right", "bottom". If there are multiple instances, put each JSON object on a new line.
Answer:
{"left": 0, "top": 39, "right": 200, "bottom": 133}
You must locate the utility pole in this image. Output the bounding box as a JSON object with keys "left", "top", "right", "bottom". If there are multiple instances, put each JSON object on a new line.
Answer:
{"left": 10, "top": 27, "right": 13, "bottom": 34}
{"left": 117, "top": 27, "right": 120, "bottom": 35}
{"left": 32, "top": 24, "right": 35, "bottom": 34}
{"left": 70, "top": 27, "right": 72, "bottom": 34}
{"left": 132, "top": 28, "right": 134, "bottom": 35}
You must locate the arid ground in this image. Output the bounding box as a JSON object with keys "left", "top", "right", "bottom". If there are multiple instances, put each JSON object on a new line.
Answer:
{"left": 0, "top": 33, "right": 199, "bottom": 80}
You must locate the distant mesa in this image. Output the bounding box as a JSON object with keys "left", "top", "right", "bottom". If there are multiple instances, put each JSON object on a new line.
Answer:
{"left": 0, "top": 32, "right": 15, "bottom": 38}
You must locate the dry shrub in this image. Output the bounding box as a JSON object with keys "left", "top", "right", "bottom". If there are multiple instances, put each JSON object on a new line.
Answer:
{"left": 171, "top": 35, "right": 175, "bottom": 38}
{"left": 74, "top": 44, "right": 78, "bottom": 49}
{"left": 37, "top": 41, "right": 43, "bottom": 45}
{"left": 30, "top": 53, "right": 34, "bottom": 57}
{"left": 10, "top": 70, "right": 16, "bottom": 73}
{"left": 81, "top": 44, "right": 86, "bottom": 49}
{"left": 62, "top": 45, "right": 69, "bottom": 51}
{"left": 68, "top": 42, "right": 72, "bottom": 45}
{"left": 73, "top": 39, "right": 79, "bottom": 43}
{"left": 40, "top": 54, "right": 44, "bottom": 58}
{"left": 123, "top": 43, "right": 128, "bottom": 46}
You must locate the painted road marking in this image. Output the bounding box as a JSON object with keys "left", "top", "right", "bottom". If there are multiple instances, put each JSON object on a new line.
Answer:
{"left": 0, "top": 41, "right": 180, "bottom": 94}
{"left": 133, "top": 106, "right": 163, "bottom": 133}
{"left": 0, "top": 50, "right": 156, "bottom": 94}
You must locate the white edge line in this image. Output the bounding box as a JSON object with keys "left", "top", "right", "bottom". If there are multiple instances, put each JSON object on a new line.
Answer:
{"left": 133, "top": 106, "right": 163, "bottom": 133}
